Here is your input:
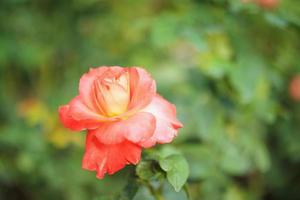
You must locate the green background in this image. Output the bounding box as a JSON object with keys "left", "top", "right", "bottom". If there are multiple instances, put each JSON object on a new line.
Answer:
{"left": 1, "top": 0, "right": 300, "bottom": 199}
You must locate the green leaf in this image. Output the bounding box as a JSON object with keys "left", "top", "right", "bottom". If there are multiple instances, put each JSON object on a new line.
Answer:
{"left": 159, "top": 154, "right": 189, "bottom": 192}
{"left": 162, "top": 181, "right": 189, "bottom": 200}
{"left": 136, "top": 161, "right": 155, "bottom": 181}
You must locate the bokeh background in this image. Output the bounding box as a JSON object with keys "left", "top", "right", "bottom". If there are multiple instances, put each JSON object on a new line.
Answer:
{"left": 1, "top": 0, "right": 300, "bottom": 199}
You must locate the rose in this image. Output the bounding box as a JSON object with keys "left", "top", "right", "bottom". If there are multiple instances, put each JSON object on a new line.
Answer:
{"left": 241, "top": 0, "right": 279, "bottom": 9}
{"left": 59, "top": 66, "right": 183, "bottom": 178}
{"left": 256, "top": 0, "right": 279, "bottom": 9}
{"left": 289, "top": 75, "right": 300, "bottom": 101}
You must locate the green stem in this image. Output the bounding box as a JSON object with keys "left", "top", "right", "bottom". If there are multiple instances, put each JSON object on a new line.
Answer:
{"left": 143, "top": 181, "right": 165, "bottom": 200}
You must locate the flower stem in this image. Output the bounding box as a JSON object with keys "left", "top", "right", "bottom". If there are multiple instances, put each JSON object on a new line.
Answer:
{"left": 143, "top": 181, "right": 164, "bottom": 200}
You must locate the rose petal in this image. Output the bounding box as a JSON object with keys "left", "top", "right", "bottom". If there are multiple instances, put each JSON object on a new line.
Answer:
{"left": 79, "top": 66, "right": 125, "bottom": 115}
{"left": 94, "top": 70, "right": 130, "bottom": 116}
{"left": 128, "top": 67, "right": 156, "bottom": 111}
{"left": 68, "top": 96, "right": 104, "bottom": 120}
{"left": 79, "top": 67, "right": 109, "bottom": 111}
{"left": 82, "top": 132, "right": 141, "bottom": 179}
{"left": 59, "top": 96, "right": 107, "bottom": 131}
{"left": 92, "top": 112, "right": 156, "bottom": 144}
{"left": 140, "top": 95, "right": 183, "bottom": 148}
{"left": 59, "top": 105, "right": 86, "bottom": 131}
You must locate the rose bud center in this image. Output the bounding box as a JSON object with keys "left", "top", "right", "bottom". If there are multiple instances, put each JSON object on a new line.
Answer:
{"left": 93, "top": 71, "right": 130, "bottom": 117}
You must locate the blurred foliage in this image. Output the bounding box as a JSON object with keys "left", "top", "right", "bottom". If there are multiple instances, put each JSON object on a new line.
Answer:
{"left": 1, "top": 0, "right": 300, "bottom": 199}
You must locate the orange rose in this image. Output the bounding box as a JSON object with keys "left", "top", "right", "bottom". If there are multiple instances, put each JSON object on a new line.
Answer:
{"left": 257, "top": 0, "right": 279, "bottom": 9}
{"left": 289, "top": 75, "right": 300, "bottom": 101}
{"left": 59, "top": 66, "right": 183, "bottom": 178}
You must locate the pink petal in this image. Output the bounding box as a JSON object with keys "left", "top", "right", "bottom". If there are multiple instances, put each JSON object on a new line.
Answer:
{"left": 59, "top": 96, "right": 107, "bottom": 131}
{"left": 68, "top": 96, "right": 109, "bottom": 121}
{"left": 59, "top": 105, "right": 86, "bottom": 131}
{"left": 79, "top": 67, "right": 109, "bottom": 111}
{"left": 82, "top": 132, "right": 141, "bottom": 179}
{"left": 79, "top": 66, "right": 124, "bottom": 115}
{"left": 128, "top": 67, "right": 156, "bottom": 111}
{"left": 140, "top": 95, "right": 183, "bottom": 148}
{"left": 91, "top": 112, "right": 156, "bottom": 144}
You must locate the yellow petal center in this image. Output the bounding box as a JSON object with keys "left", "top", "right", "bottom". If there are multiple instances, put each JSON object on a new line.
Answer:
{"left": 94, "top": 71, "right": 130, "bottom": 117}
